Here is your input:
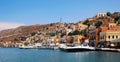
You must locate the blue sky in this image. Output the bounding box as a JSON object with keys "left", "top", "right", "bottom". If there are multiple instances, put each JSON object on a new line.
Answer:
{"left": 0, "top": 0, "right": 120, "bottom": 25}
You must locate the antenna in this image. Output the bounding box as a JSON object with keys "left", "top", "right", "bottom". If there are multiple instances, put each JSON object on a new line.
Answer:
{"left": 60, "top": 18, "right": 62, "bottom": 23}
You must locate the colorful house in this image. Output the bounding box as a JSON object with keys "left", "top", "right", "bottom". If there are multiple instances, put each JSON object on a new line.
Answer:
{"left": 100, "top": 30, "right": 120, "bottom": 42}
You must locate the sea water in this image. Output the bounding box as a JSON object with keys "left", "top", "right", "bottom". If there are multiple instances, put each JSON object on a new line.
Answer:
{"left": 0, "top": 48, "right": 120, "bottom": 62}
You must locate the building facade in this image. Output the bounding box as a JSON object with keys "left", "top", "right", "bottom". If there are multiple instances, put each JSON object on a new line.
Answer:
{"left": 100, "top": 30, "right": 120, "bottom": 42}
{"left": 76, "top": 23, "right": 88, "bottom": 31}
{"left": 96, "top": 13, "right": 107, "bottom": 18}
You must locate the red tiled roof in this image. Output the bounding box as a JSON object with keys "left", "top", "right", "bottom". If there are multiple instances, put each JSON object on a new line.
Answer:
{"left": 106, "top": 30, "right": 119, "bottom": 32}
{"left": 82, "top": 36, "right": 89, "bottom": 40}
{"left": 100, "top": 27, "right": 108, "bottom": 32}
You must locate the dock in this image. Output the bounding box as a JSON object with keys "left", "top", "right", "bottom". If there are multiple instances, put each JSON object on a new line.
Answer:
{"left": 95, "top": 48, "right": 120, "bottom": 52}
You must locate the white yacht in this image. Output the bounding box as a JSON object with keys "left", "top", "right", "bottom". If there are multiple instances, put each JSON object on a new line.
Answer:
{"left": 59, "top": 44, "right": 95, "bottom": 52}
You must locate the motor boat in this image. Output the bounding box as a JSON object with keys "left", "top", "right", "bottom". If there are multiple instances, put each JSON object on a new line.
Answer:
{"left": 59, "top": 44, "right": 95, "bottom": 52}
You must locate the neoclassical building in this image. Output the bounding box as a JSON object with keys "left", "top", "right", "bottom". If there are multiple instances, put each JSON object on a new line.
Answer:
{"left": 99, "top": 23, "right": 120, "bottom": 42}
{"left": 96, "top": 13, "right": 107, "bottom": 18}
{"left": 99, "top": 30, "right": 120, "bottom": 42}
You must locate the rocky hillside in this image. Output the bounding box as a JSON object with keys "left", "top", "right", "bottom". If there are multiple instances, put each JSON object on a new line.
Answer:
{"left": 0, "top": 12, "right": 120, "bottom": 47}
{"left": 0, "top": 23, "right": 62, "bottom": 43}
{"left": 83, "top": 12, "right": 120, "bottom": 27}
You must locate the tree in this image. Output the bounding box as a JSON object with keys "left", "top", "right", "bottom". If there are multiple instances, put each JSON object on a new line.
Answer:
{"left": 117, "top": 19, "right": 120, "bottom": 24}
{"left": 69, "top": 36, "right": 74, "bottom": 43}
{"left": 82, "top": 29, "right": 89, "bottom": 37}
{"left": 95, "top": 20, "right": 102, "bottom": 28}
{"left": 83, "top": 20, "right": 90, "bottom": 26}
{"left": 49, "top": 32, "right": 56, "bottom": 36}
{"left": 31, "top": 32, "right": 37, "bottom": 36}
{"left": 107, "top": 12, "right": 111, "bottom": 16}
{"left": 115, "top": 16, "right": 120, "bottom": 24}
{"left": 60, "top": 33, "right": 66, "bottom": 37}
{"left": 68, "top": 30, "right": 82, "bottom": 36}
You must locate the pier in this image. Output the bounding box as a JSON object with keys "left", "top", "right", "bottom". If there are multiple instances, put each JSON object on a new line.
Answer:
{"left": 95, "top": 48, "right": 120, "bottom": 52}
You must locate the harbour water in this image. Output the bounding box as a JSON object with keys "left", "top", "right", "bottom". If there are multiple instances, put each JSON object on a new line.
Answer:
{"left": 0, "top": 48, "right": 120, "bottom": 62}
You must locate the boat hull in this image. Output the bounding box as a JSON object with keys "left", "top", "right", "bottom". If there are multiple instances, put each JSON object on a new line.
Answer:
{"left": 59, "top": 47, "right": 95, "bottom": 52}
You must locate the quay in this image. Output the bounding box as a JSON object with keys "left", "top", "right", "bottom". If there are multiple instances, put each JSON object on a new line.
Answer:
{"left": 95, "top": 48, "right": 120, "bottom": 52}
{"left": 59, "top": 47, "right": 120, "bottom": 52}
{"left": 58, "top": 44, "right": 120, "bottom": 52}
{"left": 19, "top": 43, "right": 120, "bottom": 52}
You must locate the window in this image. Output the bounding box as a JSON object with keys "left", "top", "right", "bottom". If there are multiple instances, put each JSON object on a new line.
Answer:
{"left": 110, "top": 25, "right": 112, "bottom": 28}
{"left": 100, "top": 37, "right": 102, "bottom": 39}
{"left": 101, "top": 36, "right": 103, "bottom": 39}
{"left": 116, "top": 35, "right": 118, "bottom": 39}
{"left": 112, "top": 35, "right": 114, "bottom": 39}
{"left": 92, "top": 36, "right": 94, "bottom": 39}
{"left": 102, "top": 36, "right": 104, "bottom": 39}
{"left": 108, "top": 36, "right": 110, "bottom": 39}
{"left": 94, "top": 36, "right": 96, "bottom": 39}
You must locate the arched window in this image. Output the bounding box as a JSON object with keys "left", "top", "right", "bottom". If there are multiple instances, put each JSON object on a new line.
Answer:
{"left": 112, "top": 35, "right": 114, "bottom": 39}
{"left": 108, "top": 35, "right": 110, "bottom": 39}
{"left": 116, "top": 35, "right": 118, "bottom": 39}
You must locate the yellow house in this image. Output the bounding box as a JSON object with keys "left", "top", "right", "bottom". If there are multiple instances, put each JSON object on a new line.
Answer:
{"left": 99, "top": 30, "right": 120, "bottom": 42}
{"left": 73, "top": 35, "right": 84, "bottom": 44}
{"left": 108, "top": 23, "right": 116, "bottom": 28}
{"left": 106, "top": 30, "right": 120, "bottom": 42}
{"left": 55, "top": 38, "right": 59, "bottom": 44}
